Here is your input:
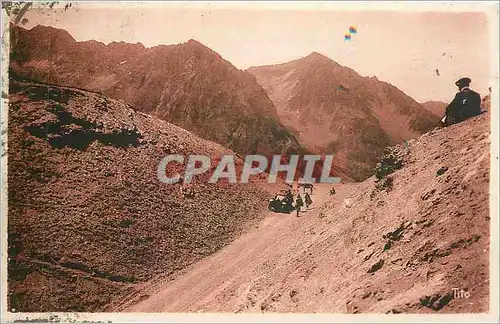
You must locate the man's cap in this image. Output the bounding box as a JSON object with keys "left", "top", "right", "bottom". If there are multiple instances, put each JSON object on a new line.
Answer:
{"left": 455, "top": 77, "right": 471, "bottom": 87}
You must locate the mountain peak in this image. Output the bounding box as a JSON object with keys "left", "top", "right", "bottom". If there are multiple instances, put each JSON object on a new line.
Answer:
{"left": 30, "top": 24, "right": 76, "bottom": 42}
{"left": 301, "top": 52, "right": 339, "bottom": 66}
{"left": 183, "top": 39, "right": 217, "bottom": 54}
{"left": 307, "top": 51, "right": 328, "bottom": 58}
{"left": 181, "top": 39, "right": 228, "bottom": 62}
{"left": 186, "top": 39, "right": 206, "bottom": 47}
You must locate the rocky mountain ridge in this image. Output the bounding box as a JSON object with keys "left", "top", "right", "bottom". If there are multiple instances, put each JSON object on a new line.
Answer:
{"left": 248, "top": 52, "right": 441, "bottom": 180}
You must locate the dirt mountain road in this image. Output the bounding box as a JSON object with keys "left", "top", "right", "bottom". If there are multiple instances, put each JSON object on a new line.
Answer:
{"left": 113, "top": 184, "right": 344, "bottom": 312}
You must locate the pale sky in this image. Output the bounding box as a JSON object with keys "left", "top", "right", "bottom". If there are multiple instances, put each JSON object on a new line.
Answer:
{"left": 18, "top": 2, "right": 497, "bottom": 103}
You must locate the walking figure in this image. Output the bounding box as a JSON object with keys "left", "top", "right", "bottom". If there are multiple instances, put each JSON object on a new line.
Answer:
{"left": 305, "top": 192, "right": 313, "bottom": 209}
{"left": 295, "top": 195, "right": 304, "bottom": 217}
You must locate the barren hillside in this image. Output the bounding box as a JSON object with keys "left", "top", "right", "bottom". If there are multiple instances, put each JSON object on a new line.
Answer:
{"left": 117, "top": 110, "right": 490, "bottom": 314}
{"left": 248, "top": 53, "right": 440, "bottom": 180}
{"left": 7, "top": 81, "right": 286, "bottom": 312}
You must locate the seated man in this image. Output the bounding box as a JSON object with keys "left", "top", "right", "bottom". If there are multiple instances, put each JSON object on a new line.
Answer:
{"left": 444, "top": 77, "right": 481, "bottom": 126}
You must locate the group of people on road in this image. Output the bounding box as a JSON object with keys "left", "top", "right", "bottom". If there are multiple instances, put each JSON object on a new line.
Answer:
{"left": 269, "top": 183, "right": 339, "bottom": 217}
{"left": 268, "top": 186, "right": 314, "bottom": 217}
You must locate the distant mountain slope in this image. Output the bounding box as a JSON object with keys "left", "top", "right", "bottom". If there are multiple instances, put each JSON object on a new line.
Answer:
{"left": 7, "top": 81, "right": 286, "bottom": 312}
{"left": 421, "top": 100, "right": 447, "bottom": 117}
{"left": 248, "top": 53, "right": 440, "bottom": 180}
{"left": 9, "top": 24, "right": 301, "bottom": 156}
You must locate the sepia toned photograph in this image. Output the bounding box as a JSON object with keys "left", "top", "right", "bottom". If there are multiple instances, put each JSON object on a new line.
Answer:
{"left": 1, "top": 1, "right": 499, "bottom": 322}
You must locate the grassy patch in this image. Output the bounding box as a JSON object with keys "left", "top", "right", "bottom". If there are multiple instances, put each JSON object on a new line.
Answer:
{"left": 375, "top": 148, "right": 403, "bottom": 180}
{"left": 370, "top": 147, "right": 403, "bottom": 199}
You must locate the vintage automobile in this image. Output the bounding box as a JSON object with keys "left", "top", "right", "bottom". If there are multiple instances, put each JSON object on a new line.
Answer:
{"left": 268, "top": 193, "right": 294, "bottom": 214}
